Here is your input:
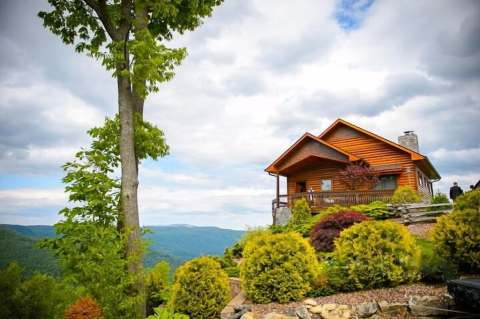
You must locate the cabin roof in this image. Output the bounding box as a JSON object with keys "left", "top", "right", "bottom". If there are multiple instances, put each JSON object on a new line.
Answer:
{"left": 265, "top": 118, "right": 441, "bottom": 180}
{"left": 318, "top": 118, "right": 440, "bottom": 179}
{"left": 265, "top": 133, "right": 359, "bottom": 174}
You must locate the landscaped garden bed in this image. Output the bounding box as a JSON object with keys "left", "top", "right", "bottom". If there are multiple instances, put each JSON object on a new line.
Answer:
{"left": 250, "top": 283, "right": 448, "bottom": 317}
{"left": 220, "top": 188, "right": 480, "bottom": 319}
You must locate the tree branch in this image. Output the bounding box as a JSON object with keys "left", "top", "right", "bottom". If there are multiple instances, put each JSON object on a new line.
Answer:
{"left": 83, "top": 0, "right": 118, "bottom": 39}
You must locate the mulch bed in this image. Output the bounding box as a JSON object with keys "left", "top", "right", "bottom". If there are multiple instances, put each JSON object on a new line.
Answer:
{"left": 251, "top": 283, "right": 447, "bottom": 316}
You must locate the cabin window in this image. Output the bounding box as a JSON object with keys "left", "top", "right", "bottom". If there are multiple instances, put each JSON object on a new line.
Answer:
{"left": 374, "top": 175, "right": 397, "bottom": 190}
{"left": 321, "top": 179, "right": 332, "bottom": 191}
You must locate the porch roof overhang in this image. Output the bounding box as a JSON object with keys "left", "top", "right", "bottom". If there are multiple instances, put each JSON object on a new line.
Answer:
{"left": 265, "top": 133, "right": 357, "bottom": 175}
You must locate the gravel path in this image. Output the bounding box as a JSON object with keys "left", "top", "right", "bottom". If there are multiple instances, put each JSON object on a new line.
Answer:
{"left": 251, "top": 283, "right": 447, "bottom": 316}
{"left": 407, "top": 223, "right": 435, "bottom": 238}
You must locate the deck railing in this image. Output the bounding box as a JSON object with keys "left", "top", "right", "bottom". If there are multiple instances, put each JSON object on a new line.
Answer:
{"left": 272, "top": 189, "right": 395, "bottom": 214}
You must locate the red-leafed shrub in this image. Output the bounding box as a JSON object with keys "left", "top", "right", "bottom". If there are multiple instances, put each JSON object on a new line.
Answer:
{"left": 310, "top": 210, "right": 369, "bottom": 252}
{"left": 64, "top": 296, "right": 103, "bottom": 319}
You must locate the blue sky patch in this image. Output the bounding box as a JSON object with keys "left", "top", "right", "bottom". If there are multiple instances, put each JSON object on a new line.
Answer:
{"left": 335, "top": 0, "right": 375, "bottom": 30}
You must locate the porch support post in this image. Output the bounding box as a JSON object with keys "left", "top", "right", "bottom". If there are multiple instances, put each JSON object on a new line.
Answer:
{"left": 276, "top": 173, "right": 280, "bottom": 208}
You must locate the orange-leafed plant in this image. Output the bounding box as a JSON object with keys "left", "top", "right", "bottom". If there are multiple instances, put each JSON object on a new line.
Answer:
{"left": 64, "top": 296, "right": 103, "bottom": 319}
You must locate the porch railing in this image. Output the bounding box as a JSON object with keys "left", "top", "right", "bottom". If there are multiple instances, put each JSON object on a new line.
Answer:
{"left": 272, "top": 189, "right": 395, "bottom": 214}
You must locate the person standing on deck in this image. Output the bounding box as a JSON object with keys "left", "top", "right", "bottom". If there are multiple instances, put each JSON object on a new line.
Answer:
{"left": 450, "top": 182, "right": 464, "bottom": 201}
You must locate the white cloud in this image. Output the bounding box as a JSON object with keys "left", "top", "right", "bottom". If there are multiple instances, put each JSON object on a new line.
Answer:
{"left": 0, "top": 0, "right": 479, "bottom": 227}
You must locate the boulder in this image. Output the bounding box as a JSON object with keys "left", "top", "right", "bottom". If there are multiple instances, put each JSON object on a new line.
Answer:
{"left": 241, "top": 312, "right": 255, "bottom": 319}
{"left": 263, "top": 313, "right": 296, "bottom": 319}
{"left": 309, "top": 304, "right": 351, "bottom": 319}
{"left": 409, "top": 295, "right": 446, "bottom": 316}
{"left": 294, "top": 306, "right": 311, "bottom": 319}
{"left": 377, "top": 300, "right": 408, "bottom": 317}
{"left": 355, "top": 302, "right": 378, "bottom": 318}
{"left": 235, "top": 304, "right": 253, "bottom": 313}
{"left": 303, "top": 298, "right": 317, "bottom": 307}
{"left": 275, "top": 207, "right": 292, "bottom": 225}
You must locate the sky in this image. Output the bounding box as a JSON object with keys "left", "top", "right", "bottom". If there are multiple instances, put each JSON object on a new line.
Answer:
{"left": 0, "top": 0, "right": 479, "bottom": 230}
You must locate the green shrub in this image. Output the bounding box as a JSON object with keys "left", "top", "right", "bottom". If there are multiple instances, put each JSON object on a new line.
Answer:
{"left": 454, "top": 189, "right": 480, "bottom": 210}
{"left": 391, "top": 186, "right": 421, "bottom": 204}
{"left": 146, "top": 261, "right": 171, "bottom": 315}
{"left": 171, "top": 257, "right": 230, "bottom": 319}
{"left": 430, "top": 192, "right": 449, "bottom": 205}
{"left": 333, "top": 221, "right": 421, "bottom": 290}
{"left": 416, "top": 237, "right": 456, "bottom": 282}
{"left": 290, "top": 205, "right": 348, "bottom": 237}
{"left": 431, "top": 207, "right": 480, "bottom": 272}
{"left": 228, "top": 227, "right": 272, "bottom": 258}
{"left": 310, "top": 210, "right": 369, "bottom": 252}
{"left": 0, "top": 262, "right": 78, "bottom": 319}
{"left": 240, "top": 232, "right": 320, "bottom": 303}
{"left": 147, "top": 307, "right": 189, "bottom": 319}
{"left": 351, "top": 201, "right": 396, "bottom": 219}
{"left": 289, "top": 198, "right": 312, "bottom": 228}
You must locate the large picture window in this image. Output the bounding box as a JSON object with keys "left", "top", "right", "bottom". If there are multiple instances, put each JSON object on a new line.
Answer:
{"left": 374, "top": 175, "right": 397, "bottom": 190}
{"left": 321, "top": 179, "right": 332, "bottom": 191}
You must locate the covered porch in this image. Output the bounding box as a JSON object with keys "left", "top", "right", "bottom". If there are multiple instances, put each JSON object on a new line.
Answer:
{"left": 271, "top": 189, "right": 395, "bottom": 214}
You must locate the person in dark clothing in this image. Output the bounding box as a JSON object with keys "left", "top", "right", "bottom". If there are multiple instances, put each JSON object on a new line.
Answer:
{"left": 450, "top": 182, "right": 463, "bottom": 201}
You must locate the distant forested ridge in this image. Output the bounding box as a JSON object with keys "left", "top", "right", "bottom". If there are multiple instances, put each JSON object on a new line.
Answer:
{"left": 0, "top": 224, "right": 243, "bottom": 276}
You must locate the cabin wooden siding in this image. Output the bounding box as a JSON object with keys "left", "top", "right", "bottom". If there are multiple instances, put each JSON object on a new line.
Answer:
{"left": 286, "top": 161, "right": 345, "bottom": 195}
{"left": 320, "top": 125, "right": 419, "bottom": 191}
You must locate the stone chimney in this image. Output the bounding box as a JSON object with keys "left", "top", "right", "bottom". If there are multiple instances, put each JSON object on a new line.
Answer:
{"left": 398, "top": 131, "right": 419, "bottom": 153}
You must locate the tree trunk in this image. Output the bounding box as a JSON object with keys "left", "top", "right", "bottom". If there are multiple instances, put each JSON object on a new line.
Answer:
{"left": 117, "top": 73, "right": 145, "bottom": 319}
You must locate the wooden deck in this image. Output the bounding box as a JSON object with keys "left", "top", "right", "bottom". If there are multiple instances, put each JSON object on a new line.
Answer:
{"left": 272, "top": 189, "right": 395, "bottom": 213}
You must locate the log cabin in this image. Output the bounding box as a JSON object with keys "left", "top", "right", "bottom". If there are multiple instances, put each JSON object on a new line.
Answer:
{"left": 265, "top": 119, "right": 441, "bottom": 213}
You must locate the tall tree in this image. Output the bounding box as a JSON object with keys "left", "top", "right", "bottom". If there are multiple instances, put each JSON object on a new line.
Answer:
{"left": 38, "top": 1, "right": 223, "bottom": 317}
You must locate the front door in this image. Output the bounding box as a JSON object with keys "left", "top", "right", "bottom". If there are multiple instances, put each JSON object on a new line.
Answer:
{"left": 296, "top": 181, "right": 307, "bottom": 193}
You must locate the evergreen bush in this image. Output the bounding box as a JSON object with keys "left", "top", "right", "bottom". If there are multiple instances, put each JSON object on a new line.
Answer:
{"left": 290, "top": 205, "right": 348, "bottom": 237}
{"left": 171, "top": 257, "right": 230, "bottom": 319}
{"left": 431, "top": 202, "right": 480, "bottom": 272}
{"left": 146, "top": 261, "right": 171, "bottom": 315}
{"left": 391, "top": 186, "right": 421, "bottom": 204}
{"left": 240, "top": 232, "right": 319, "bottom": 303}
{"left": 430, "top": 192, "right": 449, "bottom": 205}
{"left": 310, "top": 210, "right": 369, "bottom": 252}
{"left": 351, "top": 201, "right": 396, "bottom": 219}
{"left": 333, "top": 221, "right": 421, "bottom": 290}
{"left": 454, "top": 189, "right": 480, "bottom": 210}
{"left": 289, "top": 198, "right": 312, "bottom": 227}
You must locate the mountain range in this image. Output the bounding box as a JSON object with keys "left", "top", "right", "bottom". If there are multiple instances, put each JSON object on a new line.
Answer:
{"left": 0, "top": 224, "right": 244, "bottom": 276}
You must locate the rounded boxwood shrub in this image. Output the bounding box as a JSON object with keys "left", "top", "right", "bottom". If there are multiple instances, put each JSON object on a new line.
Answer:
{"left": 431, "top": 206, "right": 480, "bottom": 272}
{"left": 333, "top": 220, "right": 421, "bottom": 290}
{"left": 391, "top": 186, "right": 421, "bottom": 204}
{"left": 454, "top": 189, "right": 480, "bottom": 210}
{"left": 240, "top": 232, "right": 319, "bottom": 303}
{"left": 310, "top": 210, "right": 369, "bottom": 252}
{"left": 171, "top": 257, "right": 230, "bottom": 319}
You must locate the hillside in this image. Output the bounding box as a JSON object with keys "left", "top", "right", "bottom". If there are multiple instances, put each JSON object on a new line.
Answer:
{"left": 0, "top": 225, "right": 59, "bottom": 277}
{"left": 0, "top": 224, "right": 244, "bottom": 275}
